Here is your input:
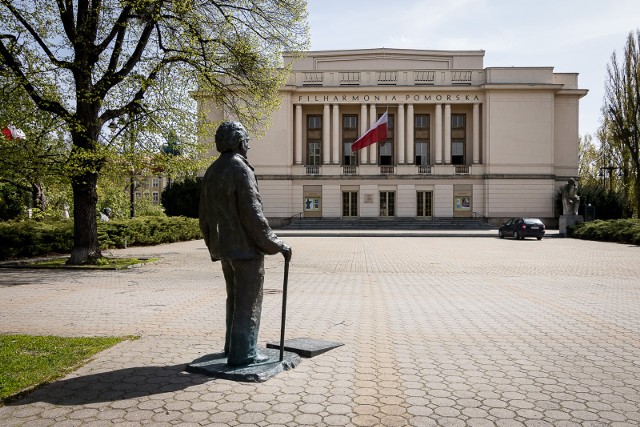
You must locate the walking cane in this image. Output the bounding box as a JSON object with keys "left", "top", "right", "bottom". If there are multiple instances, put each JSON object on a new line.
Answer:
{"left": 279, "top": 256, "right": 290, "bottom": 362}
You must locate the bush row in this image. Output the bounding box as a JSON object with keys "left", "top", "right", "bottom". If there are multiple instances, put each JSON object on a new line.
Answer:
{"left": 0, "top": 216, "right": 202, "bottom": 260}
{"left": 569, "top": 219, "right": 640, "bottom": 245}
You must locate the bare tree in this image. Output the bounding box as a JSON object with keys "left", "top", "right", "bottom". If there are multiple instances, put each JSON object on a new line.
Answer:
{"left": 0, "top": 0, "right": 308, "bottom": 263}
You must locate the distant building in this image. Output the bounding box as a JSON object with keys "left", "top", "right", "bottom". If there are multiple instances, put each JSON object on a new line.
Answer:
{"left": 199, "top": 48, "right": 587, "bottom": 226}
{"left": 132, "top": 175, "right": 170, "bottom": 205}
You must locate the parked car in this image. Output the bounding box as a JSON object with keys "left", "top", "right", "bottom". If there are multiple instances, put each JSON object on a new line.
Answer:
{"left": 499, "top": 218, "right": 545, "bottom": 240}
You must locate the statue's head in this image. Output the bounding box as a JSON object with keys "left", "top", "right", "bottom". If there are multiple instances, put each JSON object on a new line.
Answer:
{"left": 568, "top": 178, "right": 576, "bottom": 187}
{"left": 215, "top": 121, "right": 249, "bottom": 156}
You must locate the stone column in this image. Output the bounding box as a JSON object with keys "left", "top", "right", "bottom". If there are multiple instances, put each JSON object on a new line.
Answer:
{"left": 360, "top": 103, "right": 368, "bottom": 165}
{"left": 295, "top": 104, "right": 302, "bottom": 165}
{"left": 435, "top": 104, "right": 442, "bottom": 164}
{"left": 406, "top": 104, "right": 414, "bottom": 164}
{"left": 397, "top": 104, "right": 405, "bottom": 165}
{"left": 473, "top": 103, "right": 480, "bottom": 164}
{"left": 323, "top": 104, "right": 331, "bottom": 164}
{"left": 369, "top": 104, "right": 377, "bottom": 164}
{"left": 444, "top": 104, "right": 451, "bottom": 164}
{"left": 332, "top": 104, "right": 340, "bottom": 165}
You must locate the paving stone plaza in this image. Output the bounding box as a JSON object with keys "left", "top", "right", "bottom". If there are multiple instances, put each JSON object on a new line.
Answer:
{"left": 1, "top": 233, "right": 639, "bottom": 426}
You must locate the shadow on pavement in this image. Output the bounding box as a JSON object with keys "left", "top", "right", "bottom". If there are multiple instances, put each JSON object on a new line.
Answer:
{"left": 9, "top": 364, "right": 212, "bottom": 406}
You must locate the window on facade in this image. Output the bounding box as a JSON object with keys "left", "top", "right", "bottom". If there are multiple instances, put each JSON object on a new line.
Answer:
{"left": 307, "top": 115, "right": 322, "bottom": 165}
{"left": 152, "top": 178, "right": 159, "bottom": 188}
{"left": 416, "top": 191, "right": 433, "bottom": 217}
{"left": 451, "top": 113, "right": 466, "bottom": 165}
{"left": 342, "top": 115, "right": 358, "bottom": 166}
{"left": 342, "top": 191, "right": 358, "bottom": 217}
{"left": 379, "top": 191, "right": 395, "bottom": 217}
{"left": 378, "top": 113, "right": 394, "bottom": 165}
{"left": 152, "top": 192, "right": 159, "bottom": 203}
{"left": 415, "top": 114, "right": 430, "bottom": 165}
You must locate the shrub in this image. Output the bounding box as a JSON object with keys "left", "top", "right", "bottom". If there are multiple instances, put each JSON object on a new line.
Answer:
{"left": 161, "top": 178, "right": 202, "bottom": 218}
{"left": 0, "top": 216, "right": 202, "bottom": 260}
{"left": 569, "top": 219, "right": 640, "bottom": 245}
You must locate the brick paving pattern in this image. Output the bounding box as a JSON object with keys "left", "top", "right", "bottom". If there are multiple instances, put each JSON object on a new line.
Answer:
{"left": 1, "top": 234, "right": 639, "bottom": 426}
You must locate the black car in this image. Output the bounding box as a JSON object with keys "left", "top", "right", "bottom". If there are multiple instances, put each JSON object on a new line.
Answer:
{"left": 499, "top": 217, "right": 545, "bottom": 240}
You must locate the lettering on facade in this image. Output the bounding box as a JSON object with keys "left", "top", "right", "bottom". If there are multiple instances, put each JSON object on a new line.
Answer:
{"left": 298, "top": 93, "right": 483, "bottom": 103}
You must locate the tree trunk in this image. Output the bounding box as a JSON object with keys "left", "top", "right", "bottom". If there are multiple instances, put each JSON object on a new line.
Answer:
{"left": 67, "top": 171, "right": 102, "bottom": 264}
{"left": 31, "top": 182, "right": 47, "bottom": 211}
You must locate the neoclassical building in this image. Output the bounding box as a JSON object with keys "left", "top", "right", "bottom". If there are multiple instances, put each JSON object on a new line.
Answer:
{"left": 200, "top": 48, "right": 587, "bottom": 226}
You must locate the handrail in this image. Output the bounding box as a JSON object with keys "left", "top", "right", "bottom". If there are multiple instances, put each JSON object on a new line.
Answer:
{"left": 472, "top": 211, "right": 488, "bottom": 223}
{"left": 284, "top": 211, "right": 303, "bottom": 228}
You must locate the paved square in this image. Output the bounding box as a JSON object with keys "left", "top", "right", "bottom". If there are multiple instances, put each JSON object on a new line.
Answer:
{"left": 1, "top": 234, "right": 639, "bottom": 426}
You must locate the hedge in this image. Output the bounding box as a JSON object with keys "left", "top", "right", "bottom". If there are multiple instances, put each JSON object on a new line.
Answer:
{"left": 569, "top": 219, "right": 640, "bottom": 245}
{"left": 0, "top": 216, "right": 202, "bottom": 261}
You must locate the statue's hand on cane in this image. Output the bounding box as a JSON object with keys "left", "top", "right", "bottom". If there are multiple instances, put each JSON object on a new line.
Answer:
{"left": 281, "top": 244, "right": 292, "bottom": 262}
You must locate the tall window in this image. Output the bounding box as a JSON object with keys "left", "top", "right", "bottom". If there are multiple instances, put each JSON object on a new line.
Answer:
{"left": 416, "top": 191, "right": 433, "bottom": 217}
{"left": 307, "top": 115, "right": 322, "bottom": 165}
{"left": 342, "top": 191, "right": 358, "bottom": 217}
{"left": 451, "top": 114, "right": 466, "bottom": 165}
{"left": 415, "top": 114, "right": 430, "bottom": 165}
{"left": 342, "top": 115, "right": 358, "bottom": 166}
{"left": 378, "top": 113, "right": 394, "bottom": 165}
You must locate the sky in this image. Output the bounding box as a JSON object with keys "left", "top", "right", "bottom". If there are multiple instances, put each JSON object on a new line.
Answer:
{"left": 307, "top": 0, "right": 640, "bottom": 139}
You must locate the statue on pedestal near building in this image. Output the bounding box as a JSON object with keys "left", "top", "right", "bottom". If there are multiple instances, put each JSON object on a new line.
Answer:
{"left": 561, "top": 178, "right": 580, "bottom": 216}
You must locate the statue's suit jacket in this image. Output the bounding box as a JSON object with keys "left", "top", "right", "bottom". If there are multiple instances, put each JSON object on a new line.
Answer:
{"left": 199, "top": 151, "right": 283, "bottom": 261}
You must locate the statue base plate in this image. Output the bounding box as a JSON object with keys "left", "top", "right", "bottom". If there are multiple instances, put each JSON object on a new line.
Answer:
{"left": 185, "top": 348, "right": 300, "bottom": 382}
{"left": 266, "top": 337, "right": 344, "bottom": 358}
{"left": 559, "top": 214, "right": 584, "bottom": 236}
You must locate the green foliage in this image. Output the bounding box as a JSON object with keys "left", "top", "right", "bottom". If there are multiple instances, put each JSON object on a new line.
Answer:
{"left": 97, "top": 216, "right": 201, "bottom": 250}
{"left": 161, "top": 178, "right": 202, "bottom": 218}
{"left": 0, "top": 217, "right": 201, "bottom": 260}
{"left": 556, "top": 182, "right": 631, "bottom": 220}
{"left": 602, "top": 29, "right": 640, "bottom": 216}
{"left": 0, "top": 183, "right": 29, "bottom": 220}
{"left": 0, "top": 335, "right": 125, "bottom": 402}
{"left": 569, "top": 219, "right": 640, "bottom": 245}
{"left": 0, "top": 0, "right": 309, "bottom": 263}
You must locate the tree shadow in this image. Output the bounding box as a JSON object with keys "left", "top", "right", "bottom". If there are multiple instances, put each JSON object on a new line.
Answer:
{"left": 9, "top": 363, "right": 212, "bottom": 406}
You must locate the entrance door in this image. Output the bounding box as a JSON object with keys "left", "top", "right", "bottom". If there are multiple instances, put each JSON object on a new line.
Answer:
{"left": 416, "top": 191, "right": 433, "bottom": 218}
{"left": 379, "top": 191, "right": 395, "bottom": 217}
{"left": 342, "top": 191, "right": 358, "bottom": 217}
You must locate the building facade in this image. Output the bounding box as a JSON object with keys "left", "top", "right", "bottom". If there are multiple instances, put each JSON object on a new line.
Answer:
{"left": 200, "top": 48, "right": 587, "bottom": 226}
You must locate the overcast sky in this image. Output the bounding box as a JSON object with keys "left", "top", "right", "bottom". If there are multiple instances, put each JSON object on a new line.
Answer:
{"left": 307, "top": 0, "right": 640, "bottom": 139}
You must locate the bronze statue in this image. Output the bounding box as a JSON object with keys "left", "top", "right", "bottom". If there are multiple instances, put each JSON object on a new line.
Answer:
{"left": 199, "top": 121, "right": 291, "bottom": 366}
{"left": 561, "top": 178, "right": 580, "bottom": 215}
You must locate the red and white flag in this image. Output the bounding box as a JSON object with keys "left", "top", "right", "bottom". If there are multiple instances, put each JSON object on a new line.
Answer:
{"left": 351, "top": 112, "right": 388, "bottom": 151}
{"left": 2, "top": 125, "right": 26, "bottom": 141}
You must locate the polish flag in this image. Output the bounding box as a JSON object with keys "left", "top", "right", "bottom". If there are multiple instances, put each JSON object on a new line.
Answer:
{"left": 351, "top": 112, "right": 388, "bottom": 151}
{"left": 2, "top": 125, "right": 26, "bottom": 141}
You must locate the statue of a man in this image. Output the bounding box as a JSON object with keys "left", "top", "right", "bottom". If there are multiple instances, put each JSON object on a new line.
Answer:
{"left": 199, "top": 121, "right": 291, "bottom": 366}
{"left": 561, "top": 178, "right": 580, "bottom": 215}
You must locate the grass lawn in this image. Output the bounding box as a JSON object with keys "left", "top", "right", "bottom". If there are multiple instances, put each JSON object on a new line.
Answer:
{"left": 0, "top": 335, "right": 130, "bottom": 404}
{"left": 27, "top": 257, "right": 160, "bottom": 269}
